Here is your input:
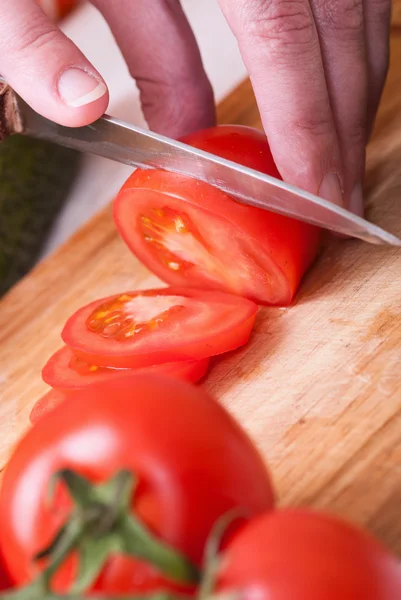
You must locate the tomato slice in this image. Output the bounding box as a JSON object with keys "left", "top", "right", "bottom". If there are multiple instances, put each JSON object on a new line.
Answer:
{"left": 42, "top": 346, "right": 210, "bottom": 389}
{"left": 29, "top": 389, "right": 67, "bottom": 426}
{"left": 61, "top": 287, "right": 257, "bottom": 368}
{"left": 114, "top": 125, "right": 321, "bottom": 306}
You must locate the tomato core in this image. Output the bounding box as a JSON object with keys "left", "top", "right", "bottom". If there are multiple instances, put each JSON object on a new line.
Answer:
{"left": 139, "top": 207, "right": 210, "bottom": 275}
{"left": 86, "top": 293, "right": 184, "bottom": 342}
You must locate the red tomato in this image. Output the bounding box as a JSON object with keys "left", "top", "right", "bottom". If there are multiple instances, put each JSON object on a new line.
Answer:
{"left": 0, "top": 375, "right": 274, "bottom": 594}
{"left": 57, "top": 0, "right": 79, "bottom": 18}
{"left": 114, "top": 125, "right": 321, "bottom": 306}
{"left": 61, "top": 287, "right": 257, "bottom": 368}
{"left": 42, "top": 346, "right": 210, "bottom": 390}
{"left": 38, "top": 0, "right": 78, "bottom": 20}
{"left": 216, "top": 509, "right": 401, "bottom": 599}
{"left": 29, "top": 389, "right": 68, "bottom": 426}
{"left": 0, "top": 551, "right": 12, "bottom": 591}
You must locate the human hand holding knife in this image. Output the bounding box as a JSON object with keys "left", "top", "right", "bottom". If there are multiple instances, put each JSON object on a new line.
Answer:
{"left": 0, "top": 77, "right": 399, "bottom": 247}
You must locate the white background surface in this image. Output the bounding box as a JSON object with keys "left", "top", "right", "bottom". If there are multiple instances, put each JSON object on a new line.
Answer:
{"left": 42, "top": 0, "right": 248, "bottom": 256}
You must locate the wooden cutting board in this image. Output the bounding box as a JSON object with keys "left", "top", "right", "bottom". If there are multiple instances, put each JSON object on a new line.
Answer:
{"left": 1, "top": 16, "right": 401, "bottom": 555}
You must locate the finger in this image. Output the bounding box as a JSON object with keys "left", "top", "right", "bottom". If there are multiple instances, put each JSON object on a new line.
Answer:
{"left": 363, "top": 0, "right": 392, "bottom": 137}
{"left": 92, "top": 0, "right": 215, "bottom": 138}
{"left": 0, "top": 0, "right": 108, "bottom": 126}
{"left": 310, "top": 0, "right": 368, "bottom": 216}
{"left": 218, "top": 0, "right": 344, "bottom": 207}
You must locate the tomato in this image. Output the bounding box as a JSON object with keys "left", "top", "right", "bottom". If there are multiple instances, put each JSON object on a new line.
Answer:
{"left": 114, "top": 125, "right": 321, "bottom": 306}
{"left": 42, "top": 346, "right": 210, "bottom": 390}
{"left": 0, "top": 375, "right": 274, "bottom": 594}
{"left": 0, "top": 551, "right": 12, "bottom": 591}
{"left": 38, "top": 0, "right": 78, "bottom": 20}
{"left": 57, "top": 0, "right": 79, "bottom": 18}
{"left": 61, "top": 287, "right": 257, "bottom": 368}
{"left": 215, "top": 509, "right": 401, "bottom": 599}
{"left": 29, "top": 389, "right": 68, "bottom": 426}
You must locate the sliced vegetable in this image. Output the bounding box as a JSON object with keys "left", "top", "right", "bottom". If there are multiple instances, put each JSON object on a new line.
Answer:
{"left": 114, "top": 125, "right": 321, "bottom": 305}
{"left": 42, "top": 346, "right": 210, "bottom": 390}
{"left": 61, "top": 287, "right": 257, "bottom": 368}
{"left": 0, "top": 374, "right": 274, "bottom": 594}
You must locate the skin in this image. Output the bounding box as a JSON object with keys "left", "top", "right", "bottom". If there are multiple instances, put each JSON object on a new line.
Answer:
{"left": 0, "top": 0, "right": 391, "bottom": 214}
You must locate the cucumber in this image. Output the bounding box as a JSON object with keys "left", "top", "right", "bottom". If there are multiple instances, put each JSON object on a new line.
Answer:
{"left": 0, "top": 134, "right": 81, "bottom": 296}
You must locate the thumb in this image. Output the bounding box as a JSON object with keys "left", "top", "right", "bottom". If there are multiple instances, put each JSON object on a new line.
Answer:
{"left": 0, "top": 0, "right": 108, "bottom": 127}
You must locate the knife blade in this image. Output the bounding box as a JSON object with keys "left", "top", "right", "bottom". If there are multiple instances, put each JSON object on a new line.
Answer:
{"left": 1, "top": 78, "right": 400, "bottom": 246}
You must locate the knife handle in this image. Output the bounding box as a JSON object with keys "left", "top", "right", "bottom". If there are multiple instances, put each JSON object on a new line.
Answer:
{"left": 0, "top": 77, "right": 24, "bottom": 142}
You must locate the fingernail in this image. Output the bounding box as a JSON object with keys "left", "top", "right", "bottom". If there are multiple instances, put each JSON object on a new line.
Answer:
{"left": 350, "top": 183, "right": 364, "bottom": 217}
{"left": 58, "top": 68, "right": 107, "bottom": 107}
{"left": 319, "top": 173, "right": 343, "bottom": 207}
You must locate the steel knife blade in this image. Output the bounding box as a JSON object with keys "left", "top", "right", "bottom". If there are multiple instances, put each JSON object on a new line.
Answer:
{"left": 1, "top": 78, "right": 400, "bottom": 246}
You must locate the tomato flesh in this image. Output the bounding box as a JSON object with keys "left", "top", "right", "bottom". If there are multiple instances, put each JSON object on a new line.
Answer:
{"left": 0, "top": 375, "right": 274, "bottom": 594}
{"left": 216, "top": 509, "right": 401, "bottom": 599}
{"left": 61, "top": 287, "right": 257, "bottom": 368}
{"left": 121, "top": 189, "right": 286, "bottom": 303}
{"left": 114, "top": 125, "right": 321, "bottom": 305}
{"left": 42, "top": 346, "right": 210, "bottom": 390}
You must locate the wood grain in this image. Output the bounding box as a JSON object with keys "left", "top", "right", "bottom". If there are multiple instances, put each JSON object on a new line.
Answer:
{"left": 1, "top": 13, "right": 401, "bottom": 555}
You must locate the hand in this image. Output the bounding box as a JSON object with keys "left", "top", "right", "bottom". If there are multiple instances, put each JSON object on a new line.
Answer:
{"left": 0, "top": 1, "right": 391, "bottom": 216}
{"left": 218, "top": 0, "right": 392, "bottom": 215}
{"left": 0, "top": 0, "right": 215, "bottom": 137}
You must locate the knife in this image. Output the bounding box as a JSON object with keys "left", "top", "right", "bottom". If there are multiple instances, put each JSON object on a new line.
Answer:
{"left": 1, "top": 78, "right": 400, "bottom": 246}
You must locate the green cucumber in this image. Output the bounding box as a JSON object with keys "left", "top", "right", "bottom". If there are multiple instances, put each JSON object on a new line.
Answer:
{"left": 0, "top": 134, "right": 81, "bottom": 296}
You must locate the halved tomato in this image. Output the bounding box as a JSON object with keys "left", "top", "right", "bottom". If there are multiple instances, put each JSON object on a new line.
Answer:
{"left": 114, "top": 125, "right": 321, "bottom": 306}
{"left": 61, "top": 287, "right": 257, "bottom": 368}
{"left": 42, "top": 346, "right": 210, "bottom": 389}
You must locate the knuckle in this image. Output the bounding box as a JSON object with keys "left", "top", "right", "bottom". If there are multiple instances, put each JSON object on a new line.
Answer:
{"left": 243, "top": 0, "right": 316, "bottom": 55}
{"left": 11, "top": 13, "right": 59, "bottom": 56}
{"left": 290, "top": 110, "right": 334, "bottom": 139}
{"left": 346, "top": 119, "right": 367, "bottom": 149}
{"left": 138, "top": 76, "right": 214, "bottom": 135}
{"left": 313, "top": 0, "right": 364, "bottom": 37}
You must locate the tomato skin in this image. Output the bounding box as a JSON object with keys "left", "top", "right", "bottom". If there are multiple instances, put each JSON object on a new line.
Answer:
{"left": 216, "top": 509, "right": 401, "bottom": 600}
{"left": 0, "top": 551, "right": 12, "bottom": 591}
{"left": 38, "top": 0, "right": 78, "bottom": 20}
{"left": 0, "top": 375, "right": 274, "bottom": 594}
{"left": 57, "top": 0, "right": 79, "bottom": 17}
{"left": 114, "top": 125, "right": 321, "bottom": 306}
{"left": 181, "top": 125, "right": 281, "bottom": 176}
{"left": 29, "top": 389, "right": 68, "bottom": 426}
{"left": 61, "top": 288, "right": 257, "bottom": 368}
{"left": 42, "top": 346, "right": 210, "bottom": 390}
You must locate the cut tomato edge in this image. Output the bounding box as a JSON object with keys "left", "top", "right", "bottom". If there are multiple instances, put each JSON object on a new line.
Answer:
{"left": 113, "top": 184, "right": 297, "bottom": 306}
